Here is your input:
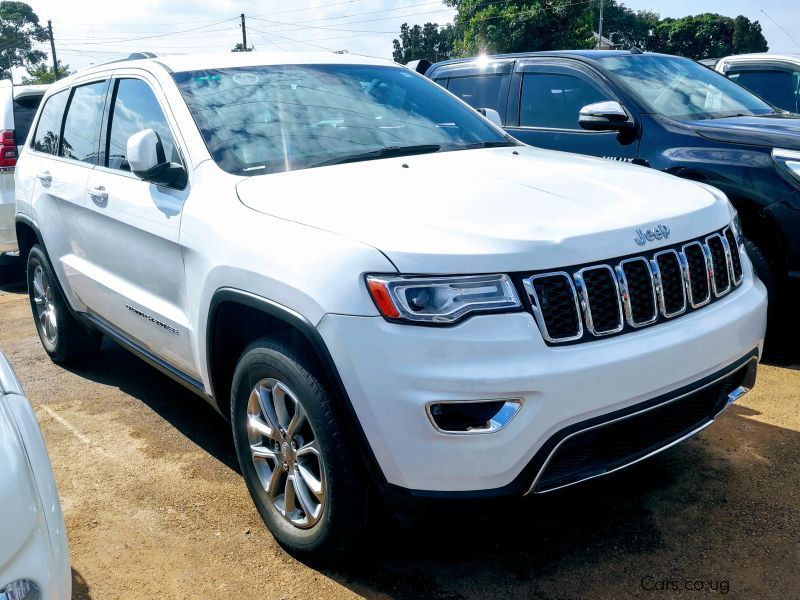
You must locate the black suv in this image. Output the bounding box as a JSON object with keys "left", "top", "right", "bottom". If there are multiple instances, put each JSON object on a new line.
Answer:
{"left": 419, "top": 51, "right": 800, "bottom": 316}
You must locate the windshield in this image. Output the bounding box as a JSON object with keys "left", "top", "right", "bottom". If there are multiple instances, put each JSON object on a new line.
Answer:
{"left": 596, "top": 54, "right": 775, "bottom": 120}
{"left": 172, "top": 64, "right": 512, "bottom": 175}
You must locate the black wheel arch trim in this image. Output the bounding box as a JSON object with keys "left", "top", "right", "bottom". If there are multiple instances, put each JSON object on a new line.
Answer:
{"left": 206, "top": 288, "right": 389, "bottom": 487}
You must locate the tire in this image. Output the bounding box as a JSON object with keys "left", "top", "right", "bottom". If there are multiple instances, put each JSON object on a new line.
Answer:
{"left": 26, "top": 245, "right": 102, "bottom": 364}
{"left": 744, "top": 238, "right": 774, "bottom": 302}
{"left": 230, "top": 338, "right": 369, "bottom": 562}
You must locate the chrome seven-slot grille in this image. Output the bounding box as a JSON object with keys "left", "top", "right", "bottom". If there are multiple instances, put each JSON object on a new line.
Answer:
{"left": 524, "top": 226, "right": 744, "bottom": 345}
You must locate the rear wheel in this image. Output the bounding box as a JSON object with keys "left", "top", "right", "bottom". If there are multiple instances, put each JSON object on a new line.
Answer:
{"left": 26, "top": 245, "right": 101, "bottom": 364}
{"left": 231, "top": 338, "right": 369, "bottom": 561}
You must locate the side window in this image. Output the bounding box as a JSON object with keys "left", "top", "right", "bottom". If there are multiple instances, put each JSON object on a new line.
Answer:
{"left": 106, "top": 78, "right": 178, "bottom": 172}
{"left": 32, "top": 90, "right": 69, "bottom": 155}
{"left": 728, "top": 69, "right": 799, "bottom": 112}
{"left": 446, "top": 74, "right": 504, "bottom": 110}
{"left": 12, "top": 94, "right": 43, "bottom": 147}
{"left": 520, "top": 73, "right": 609, "bottom": 129}
{"left": 60, "top": 80, "right": 108, "bottom": 164}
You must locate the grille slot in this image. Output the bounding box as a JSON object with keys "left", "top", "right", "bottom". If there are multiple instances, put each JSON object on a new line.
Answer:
{"left": 619, "top": 258, "right": 657, "bottom": 327}
{"left": 577, "top": 266, "right": 623, "bottom": 335}
{"left": 526, "top": 273, "right": 582, "bottom": 342}
{"left": 682, "top": 242, "right": 711, "bottom": 307}
{"left": 707, "top": 234, "right": 731, "bottom": 295}
{"left": 653, "top": 250, "right": 686, "bottom": 317}
{"left": 724, "top": 227, "right": 743, "bottom": 284}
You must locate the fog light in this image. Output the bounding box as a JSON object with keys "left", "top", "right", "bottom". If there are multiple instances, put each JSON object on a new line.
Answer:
{"left": 0, "top": 579, "right": 40, "bottom": 600}
{"left": 426, "top": 399, "right": 522, "bottom": 434}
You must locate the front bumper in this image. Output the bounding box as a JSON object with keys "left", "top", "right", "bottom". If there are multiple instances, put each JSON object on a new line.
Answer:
{"left": 318, "top": 267, "right": 767, "bottom": 495}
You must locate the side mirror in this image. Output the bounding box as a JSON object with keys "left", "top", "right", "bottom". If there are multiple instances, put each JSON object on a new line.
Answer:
{"left": 126, "top": 129, "right": 187, "bottom": 188}
{"left": 476, "top": 107, "right": 503, "bottom": 128}
{"left": 578, "top": 101, "right": 636, "bottom": 132}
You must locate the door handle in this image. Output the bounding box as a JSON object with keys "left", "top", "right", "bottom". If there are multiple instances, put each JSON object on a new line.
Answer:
{"left": 37, "top": 171, "right": 52, "bottom": 184}
{"left": 88, "top": 186, "right": 109, "bottom": 202}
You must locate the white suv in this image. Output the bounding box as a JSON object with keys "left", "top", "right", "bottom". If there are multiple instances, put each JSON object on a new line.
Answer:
{"left": 1, "top": 81, "right": 48, "bottom": 261}
{"left": 14, "top": 51, "right": 767, "bottom": 559}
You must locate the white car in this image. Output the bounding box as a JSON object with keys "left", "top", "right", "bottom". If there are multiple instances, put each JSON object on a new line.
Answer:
{"left": 0, "top": 81, "right": 48, "bottom": 261}
{"left": 0, "top": 351, "right": 70, "bottom": 599}
{"left": 715, "top": 53, "right": 800, "bottom": 113}
{"left": 14, "top": 51, "right": 767, "bottom": 559}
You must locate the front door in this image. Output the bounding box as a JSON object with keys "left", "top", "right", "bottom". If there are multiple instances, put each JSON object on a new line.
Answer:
{"left": 79, "top": 74, "right": 196, "bottom": 377}
{"left": 504, "top": 62, "right": 639, "bottom": 162}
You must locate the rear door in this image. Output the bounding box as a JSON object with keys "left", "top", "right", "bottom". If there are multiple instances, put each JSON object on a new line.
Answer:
{"left": 431, "top": 59, "right": 514, "bottom": 122}
{"left": 80, "top": 72, "right": 196, "bottom": 377}
{"left": 504, "top": 60, "right": 639, "bottom": 160}
{"left": 25, "top": 80, "right": 108, "bottom": 301}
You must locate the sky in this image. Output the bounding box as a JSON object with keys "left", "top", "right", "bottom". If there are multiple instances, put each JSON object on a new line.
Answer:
{"left": 13, "top": 0, "right": 800, "bottom": 81}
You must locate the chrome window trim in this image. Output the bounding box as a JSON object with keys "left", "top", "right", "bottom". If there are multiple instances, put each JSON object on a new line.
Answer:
{"left": 652, "top": 249, "right": 687, "bottom": 318}
{"left": 574, "top": 265, "right": 624, "bottom": 336}
{"left": 615, "top": 257, "right": 657, "bottom": 328}
{"left": 680, "top": 241, "right": 712, "bottom": 308}
{"left": 524, "top": 272, "right": 584, "bottom": 343}
{"left": 705, "top": 233, "right": 732, "bottom": 296}
{"left": 722, "top": 226, "right": 744, "bottom": 286}
{"left": 524, "top": 356, "right": 758, "bottom": 495}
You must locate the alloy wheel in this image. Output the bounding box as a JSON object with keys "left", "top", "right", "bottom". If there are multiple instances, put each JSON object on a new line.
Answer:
{"left": 32, "top": 264, "right": 57, "bottom": 346}
{"left": 246, "top": 378, "right": 326, "bottom": 529}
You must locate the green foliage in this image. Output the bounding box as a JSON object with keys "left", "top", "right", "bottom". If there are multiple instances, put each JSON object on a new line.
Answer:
{"left": 393, "top": 1, "right": 769, "bottom": 61}
{"left": 392, "top": 22, "right": 455, "bottom": 63}
{"left": 0, "top": 1, "right": 48, "bottom": 80}
{"left": 20, "top": 60, "right": 70, "bottom": 84}
{"left": 231, "top": 43, "right": 254, "bottom": 52}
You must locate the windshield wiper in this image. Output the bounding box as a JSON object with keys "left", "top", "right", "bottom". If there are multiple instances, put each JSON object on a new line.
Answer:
{"left": 454, "top": 140, "right": 520, "bottom": 150}
{"left": 308, "top": 144, "right": 441, "bottom": 168}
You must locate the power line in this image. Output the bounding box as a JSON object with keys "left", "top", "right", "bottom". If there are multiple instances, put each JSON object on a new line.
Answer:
{"left": 760, "top": 9, "right": 800, "bottom": 51}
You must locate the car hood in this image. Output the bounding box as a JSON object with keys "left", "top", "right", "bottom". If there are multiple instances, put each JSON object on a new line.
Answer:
{"left": 689, "top": 113, "right": 800, "bottom": 150}
{"left": 236, "top": 146, "right": 733, "bottom": 273}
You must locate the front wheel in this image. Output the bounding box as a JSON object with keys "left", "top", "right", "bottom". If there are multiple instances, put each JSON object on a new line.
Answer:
{"left": 230, "top": 338, "right": 369, "bottom": 561}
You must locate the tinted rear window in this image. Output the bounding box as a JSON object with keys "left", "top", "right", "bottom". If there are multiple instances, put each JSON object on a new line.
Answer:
{"left": 446, "top": 74, "right": 504, "bottom": 110}
{"left": 12, "top": 95, "right": 43, "bottom": 145}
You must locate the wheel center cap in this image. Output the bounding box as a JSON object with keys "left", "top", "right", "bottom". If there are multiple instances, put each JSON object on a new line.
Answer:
{"left": 282, "top": 442, "right": 293, "bottom": 462}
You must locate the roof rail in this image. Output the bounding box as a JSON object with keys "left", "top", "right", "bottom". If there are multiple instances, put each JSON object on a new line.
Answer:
{"left": 83, "top": 52, "right": 159, "bottom": 71}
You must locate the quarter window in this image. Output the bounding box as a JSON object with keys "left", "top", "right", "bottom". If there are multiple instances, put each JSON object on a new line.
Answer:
{"left": 520, "top": 73, "right": 609, "bottom": 129}
{"left": 60, "top": 80, "right": 107, "bottom": 164}
{"left": 106, "top": 78, "right": 178, "bottom": 172}
{"left": 32, "top": 90, "right": 69, "bottom": 155}
{"left": 446, "top": 74, "right": 504, "bottom": 110}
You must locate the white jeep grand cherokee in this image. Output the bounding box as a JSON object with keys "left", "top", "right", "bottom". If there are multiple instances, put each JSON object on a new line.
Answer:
{"left": 14, "top": 51, "right": 766, "bottom": 559}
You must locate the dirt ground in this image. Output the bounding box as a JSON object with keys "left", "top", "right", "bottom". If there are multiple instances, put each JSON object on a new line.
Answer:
{"left": 0, "top": 267, "right": 798, "bottom": 600}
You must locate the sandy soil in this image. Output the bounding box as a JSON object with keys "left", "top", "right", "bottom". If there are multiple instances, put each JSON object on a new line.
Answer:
{"left": 1, "top": 271, "right": 798, "bottom": 600}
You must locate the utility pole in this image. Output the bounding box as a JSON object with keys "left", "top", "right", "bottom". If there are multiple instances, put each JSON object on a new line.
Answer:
{"left": 240, "top": 13, "right": 248, "bottom": 51}
{"left": 597, "top": 0, "right": 604, "bottom": 49}
{"left": 47, "top": 20, "right": 59, "bottom": 81}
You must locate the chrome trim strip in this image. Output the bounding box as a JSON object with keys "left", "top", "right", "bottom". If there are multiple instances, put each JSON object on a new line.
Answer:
{"left": 706, "top": 234, "right": 732, "bottom": 296}
{"left": 524, "top": 356, "right": 757, "bottom": 495}
{"left": 425, "top": 398, "right": 524, "bottom": 435}
{"left": 574, "top": 265, "right": 624, "bottom": 336}
{"left": 524, "top": 272, "right": 584, "bottom": 343}
{"left": 615, "top": 257, "right": 657, "bottom": 328}
{"left": 652, "top": 249, "right": 687, "bottom": 318}
{"left": 680, "top": 241, "right": 711, "bottom": 308}
{"left": 722, "top": 226, "right": 744, "bottom": 286}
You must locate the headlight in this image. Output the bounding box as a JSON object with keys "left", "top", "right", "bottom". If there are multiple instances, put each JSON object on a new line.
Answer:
{"left": 366, "top": 274, "right": 521, "bottom": 324}
{"left": 772, "top": 148, "right": 800, "bottom": 186}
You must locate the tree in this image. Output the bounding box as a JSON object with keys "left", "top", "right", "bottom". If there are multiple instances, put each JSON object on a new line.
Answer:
{"left": 650, "top": 13, "right": 768, "bottom": 59}
{"left": 0, "top": 1, "right": 48, "bottom": 80}
{"left": 600, "top": 1, "right": 659, "bottom": 50}
{"left": 392, "top": 22, "right": 454, "bottom": 63}
{"left": 20, "top": 60, "right": 70, "bottom": 84}
{"left": 443, "top": 0, "right": 594, "bottom": 56}
{"left": 231, "top": 42, "right": 253, "bottom": 52}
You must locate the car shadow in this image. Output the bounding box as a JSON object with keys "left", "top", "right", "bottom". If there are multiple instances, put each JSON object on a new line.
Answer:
{"left": 71, "top": 567, "right": 91, "bottom": 599}
{"left": 64, "top": 338, "right": 240, "bottom": 474}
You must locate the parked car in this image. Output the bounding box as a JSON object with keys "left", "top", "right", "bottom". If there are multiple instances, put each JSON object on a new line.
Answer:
{"left": 15, "top": 51, "right": 765, "bottom": 559}
{"left": 0, "top": 81, "right": 48, "bottom": 264}
{"left": 419, "top": 50, "right": 800, "bottom": 314}
{"left": 715, "top": 53, "right": 800, "bottom": 114}
{"left": 0, "top": 350, "right": 70, "bottom": 598}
